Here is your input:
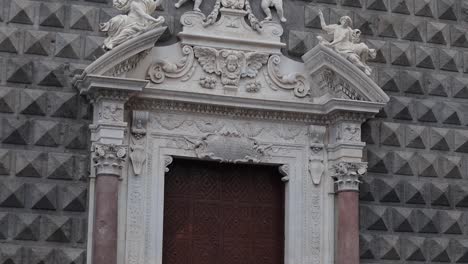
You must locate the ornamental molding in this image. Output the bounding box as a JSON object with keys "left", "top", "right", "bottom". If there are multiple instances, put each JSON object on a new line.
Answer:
{"left": 93, "top": 144, "right": 128, "bottom": 176}
{"left": 185, "top": 129, "right": 272, "bottom": 163}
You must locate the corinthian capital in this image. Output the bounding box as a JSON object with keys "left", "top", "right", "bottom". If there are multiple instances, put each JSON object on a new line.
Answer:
{"left": 331, "top": 162, "right": 367, "bottom": 192}
{"left": 93, "top": 144, "right": 128, "bottom": 176}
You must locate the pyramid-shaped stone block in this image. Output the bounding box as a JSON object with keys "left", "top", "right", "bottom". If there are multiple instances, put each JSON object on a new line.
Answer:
{"left": 70, "top": 5, "right": 96, "bottom": 31}
{"left": 55, "top": 248, "right": 86, "bottom": 264}
{"left": 0, "top": 150, "right": 11, "bottom": 175}
{"left": 405, "top": 124, "right": 428, "bottom": 149}
{"left": 0, "top": 244, "right": 23, "bottom": 264}
{"left": 376, "top": 235, "right": 401, "bottom": 260}
{"left": 438, "top": 0, "right": 457, "bottom": 20}
{"left": 415, "top": 45, "right": 436, "bottom": 69}
{"left": 437, "top": 211, "right": 462, "bottom": 234}
{"left": 288, "top": 30, "right": 314, "bottom": 57}
{"left": 414, "top": 0, "right": 434, "bottom": 17}
{"left": 425, "top": 238, "right": 451, "bottom": 262}
{"left": 415, "top": 100, "right": 437, "bottom": 123}
{"left": 378, "top": 68, "right": 399, "bottom": 92}
{"left": 440, "top": 102, "right": 461, "bottom": 125}
{"left": 367, "top": 148, "right": 392, "bottom": 173}
{"left": 0, "top": 28, "right": 20, "bottom": 53}
{"left": 453, "top": 77, "right": 468, "bottom": 99}
{"left": 425, "top": 74, "right": 448, "bottom": 97}
{"left": 427, "top": 21, "right": 448, "bottom": 45}
{"left": 27, "top": 247, "right": 55, "bottom": 264}
{"left": 392, "top": 207, "right": 415, "bottom": 232}
{"left": 29, "top": 183, "right": 57, "bottom": 210}
{"left": 2, "top": 118, "right": 31, "bottom": 145}
{"left": 430, "top": 127, "right": 452, "bottom": 151}
{"left": 19, "top": 89, "right": 47, "bottom": 116}
{"left": 43, "top": 215, "right": 72, "bottom": 242}
{"left": 379, "top": 178, "right": 403, "bottom": 203}
{"left": 359, "top": 178, "right": 375, "bottom": 201}
{"left": 0, "top": 181, "right": 25, "bottom": 208}
{"left": 454, "top": 130, "right": 468, "bottom": 153}
{"left": 47, "top": 153, "right": 75, "bottom": 180}
{"left": 390, "top": 96, "right": 413, "bottom": 120}
{"left": 8, "top": 0, "right": 36, "bottom": 25}
{"left": 0, "top": 87, "right": 16, "bottom": 113}
{"left": 361, "top": 120, "right": 379, "bottom": 145}
{"left": 404, "top": 180, "right": 426, "bottom": 205}
{"left": 85, "top": 36, "right": 105, "bottom": 60}
{"left": 439, "top": 155, "right": 463, "bottom": 179}
{"left": 36, "top": 61, "right": 67, "bottom": 87}
{"left": 39, "top": 2, "right": 65, "bottom": 28}
{"left": 380, "top": 122, "right": 403, "bottom": 147}
{"left": 360, "top": 234, "right": 376, "bottom": 259}
{"left": 62, "top": 185, "right": 87, "bottom": 212}
{"left": 15, "top": 151, "right": 46, "bottom": 178}
{"left": 390, "top": 42, "right": 412, "bottom": 66}
{"left": 418, "top": 153, "right": 438, "bottom": 177}
{"left": 55, "top": 33, "right": 81, "bottom": 59}
{"left": 401, "top": 70, "right": 424, "bottom": 94}
{"left": 33, "top": 120, "right": 62, "bottom": 147}
{"left": 393, "top": 151, "right": 417, "bottom": 176}
{"left": 360, "top": 205, "right": 390, "bottom": 231}
{"left": 7, "top": 59, "right": 33, "bottom": 84}
{"left": 11, "top": 213, "right": 41, "bottom": 241}
{"left": 24, "top": 30, "right": 54, "bottom": 56}
{"left": 64, "top": 123, "right": 89, "bottom": 150}
{"left": 391, "top": 0, "right": 411, "bottom": 14}
{"left": 450, "top": 239, "right": 468, "bottom": 263}
{"left": 49, "top": 92, "right": 78, "bottom": 118}
{"left": 430, "top": 183, "right": 451, "bottom": 206}
{"left": 378, "top": 16, "right": 400, "bottom": 39}
{"left": 451, "top": 25, "right": 468, "bottom": 48}
{"left": 402, "top": 236, "right": 426, "bottom": 261}
{"left": 402, "top": 18, "right": 425, "bottom": 42}
{"left": 440, "top": 48, "right": 459, "bottom": 72}
{"left": 416, "top": 209, "right": 439, "bottom": 233}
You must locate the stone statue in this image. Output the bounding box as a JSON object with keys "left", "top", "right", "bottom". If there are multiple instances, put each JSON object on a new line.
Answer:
{"left": 316, "top": 10, "right": 376, "bottom": 76}
{"left": 174, "top": 0, "right": 203, "bottom": 12}
{"left": 100, "top": 0, "right": 165, "bottom": 50}
{"left": 261, "top": 0, "right": 286, "bottom": 23}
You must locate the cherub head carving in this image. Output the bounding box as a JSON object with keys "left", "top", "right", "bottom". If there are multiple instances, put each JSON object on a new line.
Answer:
{"left": 339, "top": 16, "right": 352, "bottom": 27}
{"left": 226, "top": 55, "right": 239, "bottom": 72}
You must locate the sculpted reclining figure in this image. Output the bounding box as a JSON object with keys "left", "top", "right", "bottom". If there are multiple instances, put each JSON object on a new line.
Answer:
{"left": 316, "top": 10, "right": 376, "bottom": 76}
{"left": 100, "top": 0, "right": 165, "bottom": 50}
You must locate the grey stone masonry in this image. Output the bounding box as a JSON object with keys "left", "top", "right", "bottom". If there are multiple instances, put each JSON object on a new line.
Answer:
{"left": 2, "top": 0, "right": 468, "bottom": 263}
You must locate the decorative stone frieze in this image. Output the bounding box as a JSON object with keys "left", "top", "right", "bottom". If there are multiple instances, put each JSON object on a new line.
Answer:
{"left": 93, "top": 144, "right": 128, "bottom": 176}
{"left": 331, "top": 162, "right": 367, "bottom": 192}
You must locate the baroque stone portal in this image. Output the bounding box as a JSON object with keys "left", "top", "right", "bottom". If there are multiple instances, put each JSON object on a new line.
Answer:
{"left": 73, "top": 1, "right": 389, "bottom": 264}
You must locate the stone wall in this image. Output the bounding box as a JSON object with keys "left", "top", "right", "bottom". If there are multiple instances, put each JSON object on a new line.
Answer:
{"left": 2, "top": 0, "right": 468, "bottom": 263}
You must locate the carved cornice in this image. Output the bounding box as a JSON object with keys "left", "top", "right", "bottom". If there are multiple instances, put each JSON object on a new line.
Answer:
{"left": 93, "top": 144, "right": 128, "bottom": 177}
{"left": 331, "top": 162, "right": 367, "bottom": 192}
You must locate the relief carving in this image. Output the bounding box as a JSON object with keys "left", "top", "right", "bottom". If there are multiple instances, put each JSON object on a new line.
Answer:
{"left": 100, "top": 0, "right": 165, "bottom": 50}
{"left": 320, "top": 68, "right": 366, "bottom": 101}
{"left": 129, "top": 111, "right": 149, "bottom": 175}
{"left": 331, "top": 162, "right": 367, "bottom": 192}
{"left": 100, "top": 102, "right": 124, "bottom": 122}
{"left": 266, "top": 55, "right": 310, "bottom": 98}
{"left": 193, "top": 47, "right": 269, "bottom": 89}
{"left": 308, "top": 125, "right": 326, "bottom": 185}
{"left": 185, "top": 129, "right": 272, "bottom": 163}
{"left": 147, "top": 46, "right": 196, "bottom": 84}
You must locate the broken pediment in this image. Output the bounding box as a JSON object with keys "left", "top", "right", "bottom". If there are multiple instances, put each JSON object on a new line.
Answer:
{"left": 73, "top": 0, "right": 389, "bottom": 119}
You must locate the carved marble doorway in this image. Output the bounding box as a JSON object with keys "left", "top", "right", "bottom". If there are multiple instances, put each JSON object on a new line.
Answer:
{"left": 163, "top": 159, "right": 285, "bottom": 264}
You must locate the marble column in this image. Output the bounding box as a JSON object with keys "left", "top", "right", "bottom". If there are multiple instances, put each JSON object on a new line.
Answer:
{"left": 92, "top": 144, "right": 127, "bottom": 264}
{"left": 333, "top": 162, "right": 367, "bottom": 264}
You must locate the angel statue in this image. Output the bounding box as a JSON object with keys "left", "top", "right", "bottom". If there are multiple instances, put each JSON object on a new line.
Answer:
{"left": 100, "top": 0, "right": 165, "bottom": 50}
{"left": 316, "top": 10, "right": 376, "bottom": 76}
{"left": 261, "top": 0, "right": 287, "bottom": 23}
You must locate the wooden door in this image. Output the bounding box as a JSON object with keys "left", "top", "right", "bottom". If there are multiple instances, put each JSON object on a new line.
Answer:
{"left": 163, "top": 159, "right": 284, "bottom": 264}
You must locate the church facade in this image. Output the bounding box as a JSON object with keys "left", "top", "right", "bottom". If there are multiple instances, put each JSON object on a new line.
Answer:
{"left": 0, "top": 0, "right": 467, "bottom": 264}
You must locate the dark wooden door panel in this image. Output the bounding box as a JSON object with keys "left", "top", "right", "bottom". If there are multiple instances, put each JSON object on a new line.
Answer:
{"left": 163, "top": 159, "right": 284, "bottom": 264}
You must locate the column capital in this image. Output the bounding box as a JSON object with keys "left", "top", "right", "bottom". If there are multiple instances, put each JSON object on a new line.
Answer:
{"left": 93, "top": 144, "right": 128, "bottom": 177}
{"left": 331, "top": 162, "right": 367, "bottom": 192}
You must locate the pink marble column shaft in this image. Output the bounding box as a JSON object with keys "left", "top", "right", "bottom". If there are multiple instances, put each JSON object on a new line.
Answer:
{"left": 337, "top": 191, "right": 359, "bottom": 264}
{"left": 93, "top": 174, "right": 119, "bottom": 264}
